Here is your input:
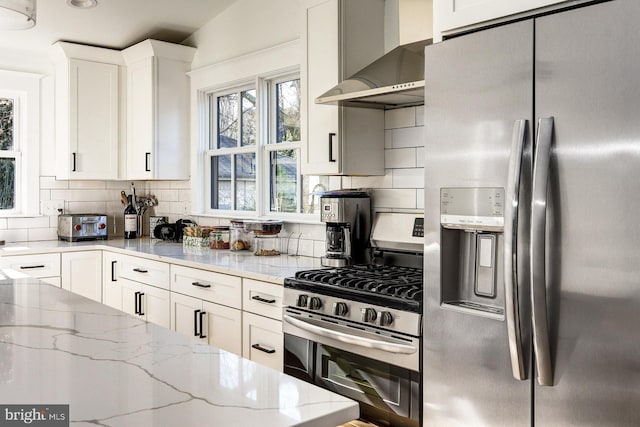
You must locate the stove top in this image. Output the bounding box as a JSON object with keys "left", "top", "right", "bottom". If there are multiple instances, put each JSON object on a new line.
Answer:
{"left": 284, "top": 264, "right": 423, "bottom": 313}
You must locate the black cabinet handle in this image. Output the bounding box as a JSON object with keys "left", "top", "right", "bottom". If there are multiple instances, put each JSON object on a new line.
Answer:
{"left": 194, "top": 309, "right": 200, "bottom": 337}
{"left": 192, "top": 282, "right": 211, "bottom": 289}
{"left": 111, "top": 260, "right": 117, "bottom": 282}
{"left": 72, "top": 152, "right": 77, "bottom": 172}
{"left": 133, "top": 268, "right": 148, "bottom": 273}
{"left": 199, "top": 311, "right": 207, "bottom": 339}
{"left": 134, "top": 291, "right": 140, "bottom": 315}
{"left": 251, "top": 295, "right": 276, "bottom": 304}
{"left": 328, "top": 133, "right": 336, "bottom": 162}
{"left": 251, "top": 343, "right": 276, "bottom": 354}
{"left": 145, "top": 152, "right": 151, "bottom": 172}
{"left": 20, "top": 265, "right": 45, "bottom": 270}
{"left": 138, "top": 292, "right": 145, "bottom": 316}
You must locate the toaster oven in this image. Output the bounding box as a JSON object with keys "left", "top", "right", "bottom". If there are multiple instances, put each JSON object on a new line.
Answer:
{"left": 58, "top": 214, "right": 108, "bottom": 242}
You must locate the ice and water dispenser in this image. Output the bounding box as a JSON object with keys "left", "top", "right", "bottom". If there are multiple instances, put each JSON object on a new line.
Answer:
{"left": 440, "top": 187, "right": 506, "bottom": 320}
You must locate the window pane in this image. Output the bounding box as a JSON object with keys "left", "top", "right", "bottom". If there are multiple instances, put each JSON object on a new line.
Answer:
{"left": 211, "top": 155, "right": 231, "bottom": 210}
{"left": 241, "top": 89, "right": 256, "bottom": 146}
{"left": 217, "top": 93, "right": 238, "bottom": 148}
{"left": 0, "top": 97, "right": 14, "bottom": 150}
{"left": 0, "top": 158, "right": 15, "bottom": 210}
{"left": 270, "top": 149, "right": 298, "bottom": 213}
{"left": 235, "top": 153, "right": 256, "bottom": 211}
{"left": 276, "top": 79, "right": 300, "bottom": 143}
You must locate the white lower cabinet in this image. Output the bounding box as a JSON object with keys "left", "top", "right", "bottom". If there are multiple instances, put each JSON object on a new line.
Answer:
{"left": 102, "top": 251, "right": 122, "bottom": 310}
{"left": 0, "top": 253, "right": 61, "bottom": 285}
{"left": 170, "top": 292, "right": 242, "bottom": 356}
{"left": 121, "top": 278, "right": 170, "bottom": 329}
{"left": 61, "top": 251, "right": 102, "bottom": 302}
{"left": 242, "top": 311, "right": 283, "bottom": 372}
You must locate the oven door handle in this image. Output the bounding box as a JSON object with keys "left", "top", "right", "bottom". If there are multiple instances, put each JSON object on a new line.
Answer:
{"left": 283, "top": 314, "right": 417, "bottom": 355}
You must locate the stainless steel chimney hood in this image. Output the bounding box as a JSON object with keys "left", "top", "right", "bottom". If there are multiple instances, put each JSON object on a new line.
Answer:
{"left": 315, "top": 39, "right": 431, "bottom": 109}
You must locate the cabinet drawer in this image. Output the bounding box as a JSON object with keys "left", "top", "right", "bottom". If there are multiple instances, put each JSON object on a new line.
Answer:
{"left": 118, "top": 254, "right": 169, "bottom": 289}
{"left": 243, "top": 312, "right": 283, "bottom": 372}
{"left": 242, "top": 279, "right": 283, "bottom": 320}
{"left": 171, "top": 264, "right": 241, "bottom": 309}
{"left": 0, "top": 253, "right": 61, "bottom": 279}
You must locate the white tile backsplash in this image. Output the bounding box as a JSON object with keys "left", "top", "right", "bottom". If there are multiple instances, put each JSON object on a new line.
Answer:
{"left": 372, "top": 188, "right": 419, "bottom": 210}
{"left": 392, "top": 168, "right": 424, "bottom": 189}
{"left": 389, "top": 126, "right": 424, "bottom": 149}
{"left": 385, "top": 148, "right": 417, "bottom": 169}
{"left": 385, "top": 107, "right": 416, "bottom": 129}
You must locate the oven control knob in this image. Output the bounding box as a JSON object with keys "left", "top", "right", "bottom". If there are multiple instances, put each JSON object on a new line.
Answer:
{"left": 362, "top": 307, "right": 377, "bottom": 323}
{"left": 309, "top": 297, "right": 323, "bottom": 311}
{"left": 333, "top": 302, "right": 349, "bottom": 317}
{"left": 296, "top": 294, "right": 309, "bottom": 308}
{"left": 380, "top": 311, "right": 394, "bottom": 327}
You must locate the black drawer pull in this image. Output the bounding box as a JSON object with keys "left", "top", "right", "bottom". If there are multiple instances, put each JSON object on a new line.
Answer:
{"left": 134, "top": 291, "right": 140, "bottom": 315}
{"left": 138, "top": 292, "right": 145, "bottom": 316}
{"left": 111, "top": 260, "right": 117, "bottom": 282}
{"left": 199, "top": 311, "right": 207, "bottom": 339}
{"left": 20, "top": 265, "right": 45, "bottom": 269}
{"left": 145, "top": 152, "right": 151, "bottom": 172}
{"left": 251, "top": 295, "right": 276, "bottom": 304}
{"left": 133, "top": 268, "right": 148, "bottom": 273}
{"left": 328, "top": 132, "right": 336, "bottom": 162}
{"left": 251, "top": 344, "right": 276, "bottom": 354}
{"left": 192, "top": 282, "right": 211, "bottom": 288}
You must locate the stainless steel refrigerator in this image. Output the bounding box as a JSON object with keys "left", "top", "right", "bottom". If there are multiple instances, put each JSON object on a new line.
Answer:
{"left": 423, "top": 0, "right": 640, "bottom": 425}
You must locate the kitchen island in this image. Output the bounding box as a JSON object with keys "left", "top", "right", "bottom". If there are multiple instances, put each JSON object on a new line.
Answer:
{"left": 0, "top": 279, "right": 358, "bottom": 426}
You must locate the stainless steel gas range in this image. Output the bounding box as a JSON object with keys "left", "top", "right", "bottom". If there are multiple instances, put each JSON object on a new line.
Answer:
{"left": 283, "top": 211, "right": 424, "bottom": 427}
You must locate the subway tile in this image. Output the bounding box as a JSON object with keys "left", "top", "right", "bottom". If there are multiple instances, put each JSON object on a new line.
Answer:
{"left": 313, "top": 240, "right": 326, "bottom": 258}
{"left": 158, "top": 189, "right": 180, "bottom": 202}
{"left": 0, "top": 229, "right": 28, "bottom": 243}
{"left": 170, "top": 180, "right": 192, "bottom": 190}
{"left": 296, "top": 239, "right": 315, "bottom": 257}
{"left": 50, "top": 189, "right": 113, "bottom": 202}
{"left": 69, "top": 180, "right": 107, "bottom": 189}
{"left": 350, "top": 172, "right": 393, "bottom": 190}
{"left": 28, "top": 228, "right": 58, "bottom": 242}
{"left": 416, "top": 147, "right": 425, "bottom": 168}
{"left": 65, "top": 201, "right": 108, "bottom": 214}
{"left": 415, "top": 106, "right": 425, "bottom": 127}
{"left": 392, "top": 168, "right": 424, "bottom": 189}
{"left": 0, "top": 218, "right": 6, "bottom": 230}
{"left": 372, "top": 189, "right": 417, "bottom": 210}
{"left": 385, "top": 148, "right": 417, "bottom": 169}
{"left": 390, "top": 126, "right": 424, "bottom": 149}
{"left": 178, "top": 190, "right": 192, "bottom": 202}
{"left": 40, "top": 190, "right": 51, "bottom": 202}
{"left": 39, "top": 176, "right": 69, "bottom": 190}
{"left": 385, "top": 107, "right": 416, "bottom": 129}
{"left": 340, "top": 177, "right": 352, "bottom": 189}
{"left": 384, "top": 130, "right": 393, "bottom": 149}
{"left": 8, "top": 216, "right": 50, "bottom": 229}
{"left": 299, "top": 223, "right": 326, "bottom": 241}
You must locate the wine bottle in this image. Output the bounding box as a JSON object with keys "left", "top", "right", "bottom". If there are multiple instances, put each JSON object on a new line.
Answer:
{"left": 124, "top": 195, "right": 137, "bottom": 239}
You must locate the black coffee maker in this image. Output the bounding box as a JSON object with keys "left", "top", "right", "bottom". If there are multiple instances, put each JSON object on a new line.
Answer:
{"left": 319, "top": 190, "right": 371, "bottom": 267}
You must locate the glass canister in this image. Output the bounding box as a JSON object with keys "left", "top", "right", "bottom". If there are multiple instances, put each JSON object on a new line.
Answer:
{"left": 209, "top": 226, "right": 230, "bottom": 249}
{"left": 253, "top": 231, "right": 281, "bottom": 256}
{"left": 230, "top": 220, "right": 252, "bottom": 251}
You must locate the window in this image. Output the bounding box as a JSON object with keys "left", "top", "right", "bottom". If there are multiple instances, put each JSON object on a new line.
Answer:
{"left": 0, "top": 95, "right": 20, "bottom": 213}
{"left": 205, "top": 72, "right": 327, "bottom": 218}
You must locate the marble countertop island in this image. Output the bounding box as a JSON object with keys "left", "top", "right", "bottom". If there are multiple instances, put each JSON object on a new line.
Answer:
{"left": 0, "top": 279, "right": 358, "bottom": 426}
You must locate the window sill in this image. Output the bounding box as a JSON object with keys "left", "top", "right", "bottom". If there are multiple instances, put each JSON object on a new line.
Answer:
{"left": 192, "top": 212, "right": 323, "bottom": 226}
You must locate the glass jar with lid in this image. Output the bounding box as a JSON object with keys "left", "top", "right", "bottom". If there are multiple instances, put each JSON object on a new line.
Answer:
{"left": 253, "top": 231, "right": 281, "bottom": 256}
{"left": 230, "top": 220, "right": 252, "bottom": 251}
{"left": 209, "top": 226, "right": 230, "bottom": 249}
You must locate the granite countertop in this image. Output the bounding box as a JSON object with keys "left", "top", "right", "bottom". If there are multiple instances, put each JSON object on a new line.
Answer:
{"left": 0, "top": 279, "right": 358, "bottom": 426}
{"left": 0, "top": 238, "right": 325, "bottom": 284}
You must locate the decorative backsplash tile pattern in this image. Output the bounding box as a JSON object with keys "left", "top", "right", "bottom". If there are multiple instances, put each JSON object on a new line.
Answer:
{"left": 1, "top": 106, "right": 425, "bottom": 255}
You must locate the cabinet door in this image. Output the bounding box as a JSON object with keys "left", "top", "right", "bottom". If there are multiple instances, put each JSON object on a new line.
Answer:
{"left": 303, "top": 0, "right": 341, "bottom": 175}
{"left": 61, "top": 251, "right": 102, "bottom": 303}
{"left": 171, "top": 264, "right": 242, "bottom": 309}
{"left": 0, "top": 253, "right": 60, "bottom": 280}
{"left": 140, "top": 283, "right": 170, "bottom": 329}
{"left": 69, "top": 59, "right": 119, "bottom": 180}
{"left": 203, "top": 300, "right": 242, "bottom": 356}
{"left": 126, "top": 57, "right": 155, "bottom": 180}
{"left": 102, "top": 251, "right": 122, "bottom": 310}
{"left": 243, "top": 312, "right": 283, "bottom": 372}
{"left": 242, "top": 279, "right": 283, "bottom": 321}
{"left": 170, "top": 292, "right": 203, "bottom": 340}
{"left": 119, "top": 254, "right": 170, "bottom": 290}
{"left": 435, "top": 0, "right": 568, "bottom": 35}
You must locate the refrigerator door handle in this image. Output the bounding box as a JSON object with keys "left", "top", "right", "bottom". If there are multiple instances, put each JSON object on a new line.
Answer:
{"left": 531, "top": 116, "right": 554, "bottom": 386}
{"left": 504, "top": 119, "right": 528, "bottom": 380}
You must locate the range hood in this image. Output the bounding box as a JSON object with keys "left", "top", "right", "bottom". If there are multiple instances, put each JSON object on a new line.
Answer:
{"left": 315, "top": 39, "right": 431, "bottom": 109}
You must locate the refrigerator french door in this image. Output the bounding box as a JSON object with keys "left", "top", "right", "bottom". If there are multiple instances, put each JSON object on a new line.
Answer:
{"left": 424, "top": 1, "right": 640, "bottom": 425}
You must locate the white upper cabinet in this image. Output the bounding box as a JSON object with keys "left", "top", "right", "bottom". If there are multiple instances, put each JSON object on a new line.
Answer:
{"left": 50, "top": 42, "right": 123, "bottom": 180}
{"left": 301, "top": 0, "right": 385, "bottom": 176}
{"left": 434, "top": 0, "right": 585, "bottom": 37}
{"left": 122, "top": 40, "right": 196, "bottom": 180}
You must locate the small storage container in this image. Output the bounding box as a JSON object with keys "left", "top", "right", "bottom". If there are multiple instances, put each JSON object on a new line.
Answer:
{"left": 209, "top": 226, "right": 230, "bottom": 249}
{"left": 230, "top": 220, "right": 252, "bottom": 251}
{"left": 253, "top": 232, "right": 281, "bottom": 256}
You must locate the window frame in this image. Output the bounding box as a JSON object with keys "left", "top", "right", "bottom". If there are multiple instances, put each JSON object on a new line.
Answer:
{"left": 0, "top": 93, "right": 22, "bottom": 214}
{"left": 203, "top": 68, "right": 310, "bottom": 220}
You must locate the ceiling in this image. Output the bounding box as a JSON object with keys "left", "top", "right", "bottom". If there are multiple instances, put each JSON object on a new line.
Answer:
{"left": 0, "top": 0, "right": 237, "bottom": 55}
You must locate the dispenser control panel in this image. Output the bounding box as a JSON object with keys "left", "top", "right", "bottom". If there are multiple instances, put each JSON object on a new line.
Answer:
{"left": 440, "top": 187, "right": 505, "bottom": 231}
